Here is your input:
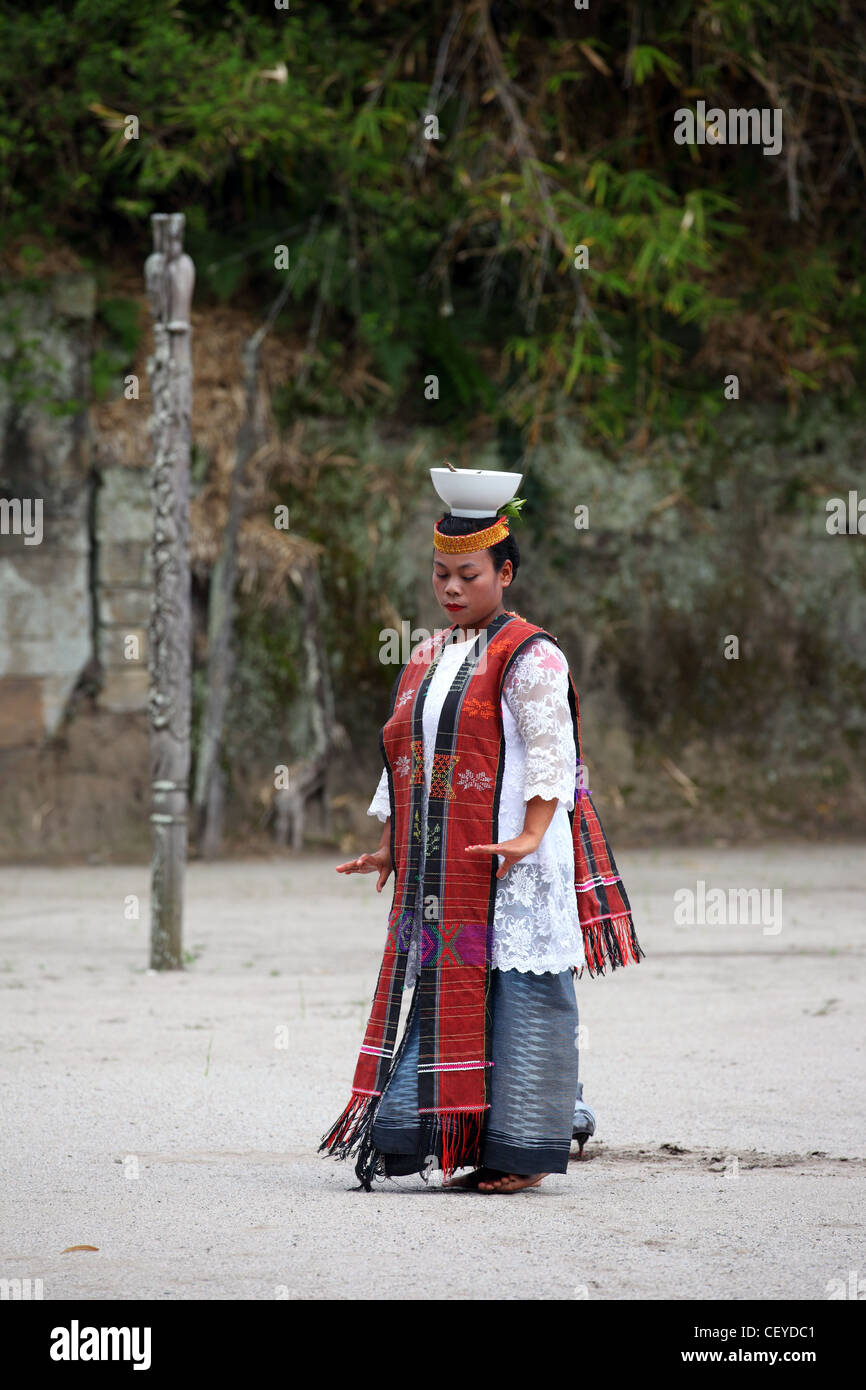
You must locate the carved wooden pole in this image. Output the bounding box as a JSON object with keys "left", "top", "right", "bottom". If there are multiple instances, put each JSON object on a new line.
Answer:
{"left": 145, "top": 212, "right": 194, "bottom": 970}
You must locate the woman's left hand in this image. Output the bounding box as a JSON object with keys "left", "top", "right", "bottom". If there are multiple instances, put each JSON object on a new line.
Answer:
{"left": 464, "top": 833, "right": 540, "bottom": 880}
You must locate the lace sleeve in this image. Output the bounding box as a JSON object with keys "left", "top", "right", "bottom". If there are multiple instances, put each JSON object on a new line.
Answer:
{"left": 367, "top": 766, "right": 392, "bottom": 822}
{"left": 502, "top": 637, "right": 577, "bottom": 811}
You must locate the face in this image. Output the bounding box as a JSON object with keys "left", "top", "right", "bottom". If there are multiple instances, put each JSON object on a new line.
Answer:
{"left": 432, "top": 548, "right": 513, "bottom": 631}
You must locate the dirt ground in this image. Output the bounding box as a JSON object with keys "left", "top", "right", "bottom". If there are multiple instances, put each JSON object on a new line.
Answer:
{"left": 1, "top": 844, "right": 863, "bottom": 1301}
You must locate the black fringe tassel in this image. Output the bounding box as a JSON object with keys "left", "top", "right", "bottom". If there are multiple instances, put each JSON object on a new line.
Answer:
{"left": 578, "top": 910, "right": 645, "bottom": 979}
{"left": 318, "top": 1092, "right": 378, "bottom": 1162}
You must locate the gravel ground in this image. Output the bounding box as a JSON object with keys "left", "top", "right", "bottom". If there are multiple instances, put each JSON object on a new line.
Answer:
{"left": 1, "top": 844, "right": 863, "bottom": 1301}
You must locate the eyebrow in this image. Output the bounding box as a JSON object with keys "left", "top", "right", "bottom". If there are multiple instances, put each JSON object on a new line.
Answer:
{"left": 433, "top": 557, "right": 481, "bottom": 570}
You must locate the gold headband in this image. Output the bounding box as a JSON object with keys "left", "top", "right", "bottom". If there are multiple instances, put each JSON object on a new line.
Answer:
{"left": 433, "top": 514, "right": 510, "bottom": 553}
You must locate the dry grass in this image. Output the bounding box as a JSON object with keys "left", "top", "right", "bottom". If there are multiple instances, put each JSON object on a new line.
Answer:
{"left": 89, "top": 269, "right": 324, "bottom": 603}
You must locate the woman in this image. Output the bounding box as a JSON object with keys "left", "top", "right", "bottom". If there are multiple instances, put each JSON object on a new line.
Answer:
{"left": 320, "top": 473, "right": 642, "bottom": 1193}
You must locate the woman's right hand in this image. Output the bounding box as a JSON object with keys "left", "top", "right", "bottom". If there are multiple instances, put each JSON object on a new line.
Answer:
{"left": 335, "top": 845, "right": 393, "bottom": 893}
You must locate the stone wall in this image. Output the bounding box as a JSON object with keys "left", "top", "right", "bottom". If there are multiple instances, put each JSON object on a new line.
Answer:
{"left": 0, "top": 274, "right": 151, "bottom": 860}
{"left": 1, "top": 272, "right": 863, "bottom": 860}
{"left": 95, "top": 467, "right": 152, "bottom": 714}
{"left": 0, "top": 274, "right": 95, "bottom": 746}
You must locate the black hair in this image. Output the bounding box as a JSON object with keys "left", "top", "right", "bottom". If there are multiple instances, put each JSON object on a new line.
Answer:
{"left": 434, "top": 512, "right": 520, "bottom": 583}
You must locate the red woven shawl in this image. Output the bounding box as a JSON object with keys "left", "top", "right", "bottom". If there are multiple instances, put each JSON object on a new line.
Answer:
{"left": 320, "top": 611, "right": 642, "bottom": 1185}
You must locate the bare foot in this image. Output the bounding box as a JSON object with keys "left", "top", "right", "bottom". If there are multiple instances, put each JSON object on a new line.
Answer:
{"left": 477, "top": 1171, "right": 548, "bottom": 1193}
{"left": 442, "top": 1166, "right": 500, "bottom": 1190}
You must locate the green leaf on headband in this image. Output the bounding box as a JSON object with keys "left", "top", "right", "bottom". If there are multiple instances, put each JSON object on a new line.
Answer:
{"left": 497, "top": 496, "right": 527, "bottom": 522}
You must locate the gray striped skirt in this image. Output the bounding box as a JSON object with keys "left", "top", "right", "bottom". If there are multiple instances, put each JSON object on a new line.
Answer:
{"left": 370, "top": 967, "right": 581, "bottom": 1178}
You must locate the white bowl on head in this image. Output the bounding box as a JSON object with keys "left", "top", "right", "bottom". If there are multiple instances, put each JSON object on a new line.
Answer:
{"left": 430, "top": 468, "right": 523, "bottom": 518}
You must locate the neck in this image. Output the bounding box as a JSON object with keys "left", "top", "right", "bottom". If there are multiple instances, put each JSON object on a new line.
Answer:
{"left": 455, "top": 602, "right": 506, "bottom": 638}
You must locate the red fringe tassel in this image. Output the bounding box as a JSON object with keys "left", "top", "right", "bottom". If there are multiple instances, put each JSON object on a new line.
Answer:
{"left": 580, "top": 912, "right": 643, "bottom": 978}
{"left": 438, "top": 1108, "right": 487, "bottom": 1182}
{"left": 611, "top": 912, "right": 641, "bottom": 965}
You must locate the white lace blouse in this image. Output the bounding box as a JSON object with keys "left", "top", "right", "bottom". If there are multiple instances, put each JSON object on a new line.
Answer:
{"left": 367, "top": 632, "right": 585, "bottom": 985}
